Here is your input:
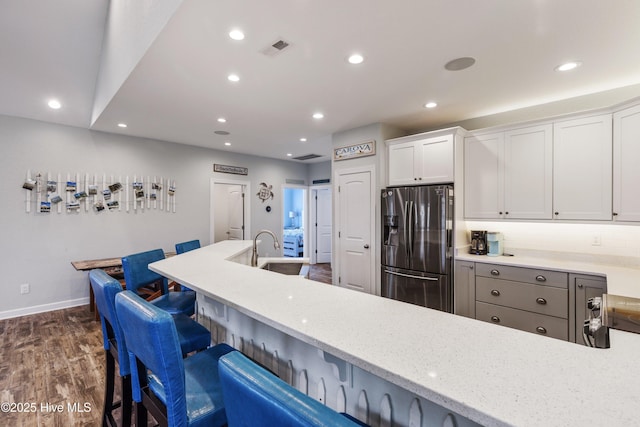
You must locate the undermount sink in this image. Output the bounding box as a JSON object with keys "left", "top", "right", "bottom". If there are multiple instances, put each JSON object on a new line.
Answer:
{"left": 261, "top": 262, "right": 309, "bottom": 278}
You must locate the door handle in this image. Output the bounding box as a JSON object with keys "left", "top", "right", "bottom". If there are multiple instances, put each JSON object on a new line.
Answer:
{"left": 364, "top": 244, "right": 370, "bottom": 249}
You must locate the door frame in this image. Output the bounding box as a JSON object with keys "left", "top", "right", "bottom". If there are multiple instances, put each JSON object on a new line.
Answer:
{"left": 280, "top": 184, "right": 308, "bottom": 258}
{"left": 210, "top": 178, "right": 251, "bottom": 244}
{"left": 309, "top": 184, "right": 332, "bottom": 264}
{"left": 333, "top": 165, "right": 376, "bottom": 293}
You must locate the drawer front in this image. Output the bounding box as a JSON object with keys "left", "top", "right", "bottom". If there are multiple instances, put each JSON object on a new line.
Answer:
{"left": 476, "top": 277, "right": 568, "bottom": 318}
{"left": 475, "top": 263, "right": 568, "bottom": 288}
{"left": 476, "top": 302, "right": 568, "bottom": 340}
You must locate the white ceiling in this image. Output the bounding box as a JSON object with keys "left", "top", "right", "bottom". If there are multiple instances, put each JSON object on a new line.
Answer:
{"left": 3, "top": 0, "right": 640, "bottom": 163}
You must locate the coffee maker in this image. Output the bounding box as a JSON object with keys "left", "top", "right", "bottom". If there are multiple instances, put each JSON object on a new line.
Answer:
{"left": 469, "top": 230, "right": 487, "bottom": 255}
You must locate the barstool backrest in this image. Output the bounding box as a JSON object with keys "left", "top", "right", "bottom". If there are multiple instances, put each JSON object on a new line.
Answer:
{"left": 115, "top": 290, "right": 187, "bottom": 426}
{"left": 89, "top": 269, "right": 130, "bottom": 375}
{"left": 121, "top": 249, "right": 168, "bottom": 294}
{"left": 175, "top": 240, "right": 200, "bottom": 254}
{"left": 219, "top": 351, "right": 365, "bottom": 426}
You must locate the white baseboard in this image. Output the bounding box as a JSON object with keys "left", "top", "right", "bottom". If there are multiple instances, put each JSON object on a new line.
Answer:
{"left": 0, "top": 297, "right": 90, "bottom": 320}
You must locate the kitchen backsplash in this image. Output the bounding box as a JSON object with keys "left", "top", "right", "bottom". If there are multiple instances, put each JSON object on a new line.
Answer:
{"left": 464, "top": 221, "right": 640, "bottom": 265}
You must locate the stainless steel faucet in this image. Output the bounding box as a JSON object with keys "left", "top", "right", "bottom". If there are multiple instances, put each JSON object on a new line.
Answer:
{"left": 251, "top": 229, "right": 281, "bottom": 267}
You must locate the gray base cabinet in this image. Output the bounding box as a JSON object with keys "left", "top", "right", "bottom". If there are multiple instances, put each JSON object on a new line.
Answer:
{"left": 454, "top": 261, "right": 475, "bottom": 318}
{"left": 458, "top": 261, "right": 607, "bottom": 344}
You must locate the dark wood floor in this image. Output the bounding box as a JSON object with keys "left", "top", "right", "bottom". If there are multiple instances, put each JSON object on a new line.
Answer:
{"left": 0, "top": 263, "right": 333, "bottom": 426}
{"left": 308, "top": 263, "right": 333, "bottom": 284}
{"left": 0, "top": 305, "right": 105, "bottom": 426}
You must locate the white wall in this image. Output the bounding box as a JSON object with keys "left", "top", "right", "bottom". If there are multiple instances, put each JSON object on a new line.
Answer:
{"left": 0, "top": 114, "right": 308, "bottom": 318}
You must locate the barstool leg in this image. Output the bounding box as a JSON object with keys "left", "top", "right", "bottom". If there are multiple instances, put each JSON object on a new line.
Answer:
{"left": 103, "top": 350, "right": 116, "bottom": 427}
{"left": 121, "top": 375, "right": 132, "bottom": 427}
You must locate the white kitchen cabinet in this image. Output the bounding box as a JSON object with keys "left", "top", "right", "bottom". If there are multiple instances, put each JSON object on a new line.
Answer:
{"left": 464, "top": 124, "right": 552, "bottom": 219}
{"left": 387, "top": 128, "right": 462, "bottom": 186}
{"left": 464, "top": 132, "right": 503, "bottom": 218}
{"left": 613, "top": 104, "right": 640, "bottom": 221}
{"left": 553, "top": 114, "right": 612, "bottom": 220}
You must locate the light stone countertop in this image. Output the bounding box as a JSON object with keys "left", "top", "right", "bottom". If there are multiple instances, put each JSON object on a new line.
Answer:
{"left": 150, "top": 240, "right": 640, "bottom": 427}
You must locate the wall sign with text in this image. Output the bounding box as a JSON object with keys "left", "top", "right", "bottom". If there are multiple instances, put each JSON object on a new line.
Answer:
{"left": 333, "top": 140, "right": 376, "bottom": 161}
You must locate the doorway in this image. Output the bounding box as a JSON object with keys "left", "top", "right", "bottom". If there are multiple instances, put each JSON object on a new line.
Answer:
{"left": 210, "top": 179, "right": 250, "bottom": 243}
{"left": 281, "top": 186, "right": 307, "bottom": 258}
{"left": 335, "top": 166, "right": 375, "bottom": 294}
{"left": 311, "top": 186, "right": 332, "bottom": 264}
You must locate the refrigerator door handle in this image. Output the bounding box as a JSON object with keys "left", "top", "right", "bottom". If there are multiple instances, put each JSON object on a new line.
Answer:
{"left": 384, "top": 269, "right": 439, "bottom": 281}
{"left": 403, "top": 200, "right": 409, "bottom": 259}
{"left": 408, "top": 200, "right": 414, "bottom": 258}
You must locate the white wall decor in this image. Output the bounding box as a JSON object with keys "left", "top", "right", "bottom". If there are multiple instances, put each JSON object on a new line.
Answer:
{"left": 23, "top": 170, "right": 177, "bottom": 215}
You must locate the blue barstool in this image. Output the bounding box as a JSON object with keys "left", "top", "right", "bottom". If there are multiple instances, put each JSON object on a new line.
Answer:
{"left": 90, "top": 269, "right": 133, "bottom": 427}
{"left": 90, "top": 270, "right": 211, "bottom": 427}
{"left": 174, "top": 240, "right": 201, "bottom": 292}
{"left": 219, "top": 351, "right": 369, "bottom": 426}
{"left": 175, "top": 239, "right": 200, "bottom": 255}
{"left": 122, "top": 248, "right": 196, "bottom": 316}
{"left": 114, "top": 290, "right": 235, "bottom": 427}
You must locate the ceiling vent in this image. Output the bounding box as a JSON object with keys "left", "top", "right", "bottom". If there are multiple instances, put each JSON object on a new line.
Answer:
{"left": 292, "top": 153, "right": 323, "bottom": 161}
{"left": 261, "top": 38, "right": 291, "bottom": 57}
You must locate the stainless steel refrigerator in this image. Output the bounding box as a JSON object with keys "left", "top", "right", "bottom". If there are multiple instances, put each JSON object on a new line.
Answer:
{"left": 381, "top": 185, "right": 453, "bottom": 312}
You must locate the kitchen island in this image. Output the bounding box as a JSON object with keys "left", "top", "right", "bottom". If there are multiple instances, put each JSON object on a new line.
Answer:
{"left": 150, "top": 240, "right": 640, "bottom": 427}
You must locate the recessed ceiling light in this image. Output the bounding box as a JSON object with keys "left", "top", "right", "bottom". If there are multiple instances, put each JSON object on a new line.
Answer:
{"left": 47, "top": 99, "right": 61, "bottom": 109}
{"left": 424, "top": 102, "right": 438, "bottom": 109}
{"left": 347, "top": 54, "right": 364, "bottom": 64}
{"left": 229, "top": 29, "right": 245, "bottom": 41}
{"left": 217, "top": 117, "right": 227, "bottom": 123}
{"left": 224, "top": 142, "right": 231, "bottom": 146}
{"left": 300, "top": 138, "right": 307, "bottom": 142}
{"left": 286, "top": 153, "right": 293, "bottom": 157}
{"left": 117, "top": 123, "right": 127, "bottom": 128}
{"left": 228, "top": 74, "right": 240, "bottom": 82}
{"left": 555, "top": 61, "right": 582, "bottom": 72}
{"left": 312, "top": 112, "right": 324, "bottom": 120}
{"left": 444, "top": 57, "right": 476, "bottom": 71}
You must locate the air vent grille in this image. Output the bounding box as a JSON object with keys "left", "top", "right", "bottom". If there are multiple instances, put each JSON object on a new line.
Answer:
{"left": 292, "top": 153, "right": 323, "bottom": 161}
{"left": 261, "top": 38, "right": 291, "bottom": 57}
{"left": 272, "top": 40, "right": 289, "bottom": 50}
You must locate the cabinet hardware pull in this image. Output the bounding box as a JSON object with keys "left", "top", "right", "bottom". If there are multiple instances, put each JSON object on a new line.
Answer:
{"left": 613, "top": 212, "right": 618, "bottom": 216}
{"left": 535, "top": 275, "right": 546, "bottom": 282}
{"left": 505, "top": 211, "right": 509, "bottom": 215}
{"left": 536, "top": 297, "right": 547, "bottom": 305}
{"left": 577, "top": 283, "right": 584, "bottom": 288}
{"left": 490, "top": 316, "right": 500, "bottom": 323}
{"left": 498, "top": 211, "right": 503, "bottom": 215}
{"left": 490, "top": 269, "right": 500, "bottom": 276}
{"left": 491, "top": 289, "right": 500, "bottom": 296}
{"left": 536, "top": 326, "right": 547, "bottom": 334}
{"left": 554, "top": 212, "right": 559, "bottom": 215}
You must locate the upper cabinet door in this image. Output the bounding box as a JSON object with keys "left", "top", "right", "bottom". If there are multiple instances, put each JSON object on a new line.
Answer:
{"left": 503, "top": 124, "right": 553, "bottom": 219}
{"left": 415, "top": 134, "right": 454, "bottom": 184}
{"left": 388, "top": 141, "right": 417, "bottom": 186}
{"left": 464, "top": 132, "right": 504, "bottom": 219}
{"left": 613, "top": 104, "right": 640, "bottom": 221}
{"left": 553, "top": 114, "right": 613, "bottom": 220}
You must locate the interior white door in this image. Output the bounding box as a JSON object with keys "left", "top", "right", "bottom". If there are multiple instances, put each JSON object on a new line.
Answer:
{"left": 315, "top": 188, "right": 332, "bottom": 263}
{"left": 337, "top": 170, "right": 373, "bottom": 294}
{"left": 227, "top": 185, "right": 244, "bottom": 240}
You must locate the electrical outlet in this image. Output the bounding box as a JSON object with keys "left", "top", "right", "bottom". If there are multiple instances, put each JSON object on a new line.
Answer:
{"left": 591, "top": 235, "right": 602, "bottom": 246}
{"left": 20, "top": 283, "right": 30, "bottom": 294}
